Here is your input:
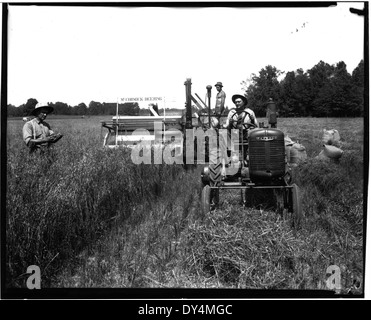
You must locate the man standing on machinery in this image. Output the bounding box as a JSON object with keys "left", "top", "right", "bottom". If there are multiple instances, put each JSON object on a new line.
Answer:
{"left": 214, "top": 82, "right": 226, "bottom": 116}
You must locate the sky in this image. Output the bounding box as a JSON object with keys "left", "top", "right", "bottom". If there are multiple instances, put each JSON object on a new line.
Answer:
{"left": 6, "top": 2, "right": 365, "bottom": 109}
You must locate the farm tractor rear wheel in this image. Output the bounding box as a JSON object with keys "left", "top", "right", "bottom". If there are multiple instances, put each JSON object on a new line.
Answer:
{"left": 208, "top": 161, "right": 222, "bottom": 209}
{"left": 208, "top": 136, "right": 226, "bottom": 209}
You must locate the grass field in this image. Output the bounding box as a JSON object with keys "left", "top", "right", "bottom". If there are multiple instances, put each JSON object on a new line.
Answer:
{"left": 5, "top": 115, "right": 365, "bottom": 296}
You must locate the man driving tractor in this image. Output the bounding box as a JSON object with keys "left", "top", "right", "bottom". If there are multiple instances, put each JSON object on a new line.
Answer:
{"left": 222, "top": 94, "right": 258, "bottom": 161}
{"left": 224, "top": 94, "right": 258, "bottom": 132}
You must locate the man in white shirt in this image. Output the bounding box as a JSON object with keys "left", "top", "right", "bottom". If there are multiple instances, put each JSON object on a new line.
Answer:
{"left": 23, "top": 104, "right": 62, "bottom": 153}
{"left": 221, "top": 94, "right": 258, "bottom": 165}
{"left": 224, "top": 94, "right": 257, "bottom": 131}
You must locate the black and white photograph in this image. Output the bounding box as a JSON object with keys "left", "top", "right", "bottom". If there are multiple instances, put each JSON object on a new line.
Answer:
{"left": 1, "top": 1, "right": 368, "bottom": 302}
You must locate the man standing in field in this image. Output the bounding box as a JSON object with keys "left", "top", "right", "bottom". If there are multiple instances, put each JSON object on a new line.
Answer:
{"left": 214, "top": 82, "right": 226, "bottom": 116}
{"left": 22, "top": 104, "right": 63, "bottom": 154}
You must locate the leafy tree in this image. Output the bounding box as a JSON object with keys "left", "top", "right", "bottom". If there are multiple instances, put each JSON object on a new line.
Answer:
{"left": 312, "top": 61, "right": 359, "bottom": 117}
{"left": 292, "top": 69, "right": 312, "bottom": 116}
{"left": 23, "top": 98, "right": 38, "bottom": 116}
{"left": 7, "top": 104, "right": 23, "bottom": 117}
{"left": 307, "top": 61, "right": 335, "bottom": 116}
{"left": 102, "top": 103, "right": 117, "bottom": 115}
{"left": 49, "top": 102, "right": 71, "bottom": 115}
{"left": 118, "top": 102, "right": 140, "bottom": 116}
{"left": 352, "top": 59, "right": 364, "bottom": 87}
{"left": 280, "top": 71, "right": 297, "bottom": 117}
{"left": 88, "top": 101, "right": 103, "bottom": 115}
{"left": 351, "top": 60, "right": 364, "bottom": 116}
{"left": 242, "top": 65, "right": 283, "bottom": 116}
{"left": 332, "top": 61, "right": 359, "bottom": 116}
{"left": 72, "top": 103, "right": 88, "bottom": 116}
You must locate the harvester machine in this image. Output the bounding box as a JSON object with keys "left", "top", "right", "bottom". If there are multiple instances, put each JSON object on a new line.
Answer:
{"left": 101, "top": 103, "right": 184, "bottom": 157}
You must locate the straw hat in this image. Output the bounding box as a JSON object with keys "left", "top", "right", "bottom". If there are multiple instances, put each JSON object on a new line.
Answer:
{"left": 30, "top": 104, "right": 54, "bottom": 116}
{"left": 232, "top": 94, "right": 248, "bottom": 106}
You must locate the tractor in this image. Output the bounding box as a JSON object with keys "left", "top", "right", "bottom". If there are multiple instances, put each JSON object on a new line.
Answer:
{"left": 182, "top": 79, "right": 303, "bottom": 228}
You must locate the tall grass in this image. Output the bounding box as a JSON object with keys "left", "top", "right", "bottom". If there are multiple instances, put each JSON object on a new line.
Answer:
{"left": 54, "top": 166, "right": 200, "bottom": 287}
{"left": 6, "top": 117, "right": 184, "bottom": 287}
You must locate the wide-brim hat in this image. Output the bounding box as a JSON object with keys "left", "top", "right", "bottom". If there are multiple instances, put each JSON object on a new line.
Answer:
{"left": 215, "top": 82, "right": 223, "bottom": 87}
{"left": 232, "top": 94, "right": 248, "bottom": 106}
{"left": 30, "top": 105, "right": 54, "bottom": 116}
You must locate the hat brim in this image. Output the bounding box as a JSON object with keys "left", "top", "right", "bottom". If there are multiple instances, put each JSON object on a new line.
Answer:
{"left": 215, "top": 83, "right": 223, "bottom": 87}
{"left": 31, "top": 106, "right": 54, "bottom": 116}
{"left": 232, "top": 94, "right": 247, "bottom": 105}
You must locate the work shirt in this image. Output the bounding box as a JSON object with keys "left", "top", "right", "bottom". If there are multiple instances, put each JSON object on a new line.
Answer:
{"left": 23, "top": 118, "right": 54, "bottom": 152}
{"left": 215, "top": 90, "right": 226, "bottom": 114}
{"left": 224, "top": 107, "right": 257, "bottom": 130}
{"left": 223, "top": 107, "right": 257, "bottom": 153}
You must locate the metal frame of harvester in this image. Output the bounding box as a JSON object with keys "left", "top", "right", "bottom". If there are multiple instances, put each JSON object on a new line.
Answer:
{"left": 101, "top": 104, "right": 184, "bottom": 151}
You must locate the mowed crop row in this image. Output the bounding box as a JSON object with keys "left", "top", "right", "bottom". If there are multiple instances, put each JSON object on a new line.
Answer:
{"left": 5, "top": 116, "right": 365, "bottom": 293}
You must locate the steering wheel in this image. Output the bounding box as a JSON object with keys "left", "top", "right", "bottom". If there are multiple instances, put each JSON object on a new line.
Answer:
{"left": 242, "top": 122, "right": 257, "bottom": 130}
{"left": 229, "top": 116, "right": 257, "bottom": 130}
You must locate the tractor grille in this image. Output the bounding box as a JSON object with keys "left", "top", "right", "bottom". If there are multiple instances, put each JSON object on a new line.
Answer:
{"left": 249, "top": 129, "right": 285, "bottom": 181}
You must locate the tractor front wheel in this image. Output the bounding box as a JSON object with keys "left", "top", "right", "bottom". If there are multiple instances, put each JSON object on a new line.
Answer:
{"left": 274, "top": 189, "right": 285, "bottom": 216}
{"left": 291, "top": 183, "right": 303, "bottom": 228}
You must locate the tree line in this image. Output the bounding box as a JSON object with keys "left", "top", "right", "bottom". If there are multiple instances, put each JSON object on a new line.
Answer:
{"left": 7, "top": 100, "right": 144, "bottom": 117}
{"left": 7, "top": 59, "right": 364, "bottom": 118}
{"left": 242, "top": 59, "right": 364, "bottom": 117}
